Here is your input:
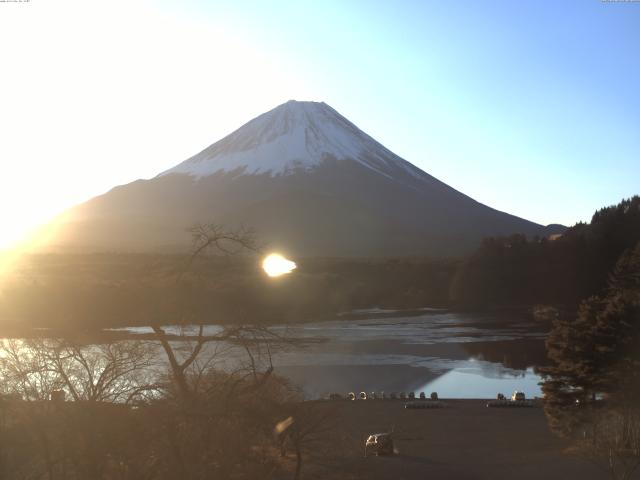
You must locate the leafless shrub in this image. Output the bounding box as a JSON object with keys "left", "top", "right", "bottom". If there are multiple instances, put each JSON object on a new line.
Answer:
{"left": 571, "top": 406, "right": 640, "bottom": 480}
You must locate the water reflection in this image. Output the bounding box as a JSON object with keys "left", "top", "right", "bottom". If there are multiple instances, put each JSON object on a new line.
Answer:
{"left": 462, "top": 339, "right": 549, "bottom": 371}
{"left": 267, "top": 310, "right": 547, "bottom": 398}
{"left": 92, "top": 309, "right": 550, "bottom": 399}
{"left": 419, "top": 366, "right": 542, "bottom": 399}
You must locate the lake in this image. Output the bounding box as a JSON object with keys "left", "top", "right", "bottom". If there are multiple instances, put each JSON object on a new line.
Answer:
{"left": 270, "top": 309, "right": 547, "bottom": 399}
{"left": 115, "top": 308, "right": 548, "bottom": 399}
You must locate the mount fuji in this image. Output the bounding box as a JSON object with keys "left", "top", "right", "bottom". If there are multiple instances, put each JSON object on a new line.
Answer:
{"left": 51, "top": 100, "right": 562, "bottom": 256}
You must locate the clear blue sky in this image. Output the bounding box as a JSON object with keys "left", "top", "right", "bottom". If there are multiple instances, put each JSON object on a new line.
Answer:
{"left": 1, "top": 0, "right": 638, "bottom": 248}
{"left": 176, "top": 0, "right": 639, "bottom": 227}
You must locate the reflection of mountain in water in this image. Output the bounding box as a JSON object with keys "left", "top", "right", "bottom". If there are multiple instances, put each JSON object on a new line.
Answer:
{"left": 461, "top": 339, "right": 549, "bottom": 371}
{"left": 270, "top": 338, "right": 548, "bottom": 398}
{"left": 419, "top": 367, "right": 542, "bottom": 399}
{"left": 274, "top": 364, "right": 442, "bottom": 399}
{"left": 110, "top": 311, "right": 549, "bottom": 398}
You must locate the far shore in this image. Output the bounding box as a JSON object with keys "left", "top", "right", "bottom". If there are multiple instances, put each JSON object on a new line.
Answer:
{"left": 0, "top": 302, "right": 558, "bottom": 341}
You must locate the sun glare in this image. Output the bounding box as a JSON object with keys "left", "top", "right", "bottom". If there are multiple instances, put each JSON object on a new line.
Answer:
{"left": 262, "top": 253, "right": 296, "bottom": 277}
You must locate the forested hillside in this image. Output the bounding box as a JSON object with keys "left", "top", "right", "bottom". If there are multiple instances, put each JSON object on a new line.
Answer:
{"left": 1, "top": 197, "right": 637, "bottom": 331}
{"left": 0, "top": 254, "right": 456, "bottom": 331}
{"left": 451, "top": 196, "right": 640, "bottom": 309}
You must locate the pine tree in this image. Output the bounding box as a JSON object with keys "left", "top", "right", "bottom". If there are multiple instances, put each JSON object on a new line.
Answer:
{"left": 539, "top": 242, "right": 640, "bottom": 479}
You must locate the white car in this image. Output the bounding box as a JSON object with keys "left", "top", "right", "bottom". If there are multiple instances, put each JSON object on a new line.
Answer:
{"left": 511, "top": 391, "right": 526, "bottom": 401}
{"left": 365, "top": 433, "right": 394, "bottom": 456}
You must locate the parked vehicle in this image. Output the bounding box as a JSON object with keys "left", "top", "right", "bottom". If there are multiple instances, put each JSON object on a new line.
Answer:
{"left": 365, "top": 433, "right": 394, "bottom": 456}
{"left": 511, "top": 391, "right": 525, "bottom": 402}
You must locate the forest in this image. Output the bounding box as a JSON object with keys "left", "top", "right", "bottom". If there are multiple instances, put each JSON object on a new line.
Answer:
{"left": 0, "top": 196, "right": 638, "bottom": 332}
{"left": 0, "top": 254, "right": 457, "bottom": 332}
{"left": 451, "top": 196, "right": 640, "bottom": 309}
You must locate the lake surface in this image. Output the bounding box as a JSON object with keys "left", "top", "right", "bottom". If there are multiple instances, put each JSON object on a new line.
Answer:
{"left": 269, "top": 309, "right": 547, "bottom": 399}
{"left": 116, "top": 308, "right": 548, "bottom": 399}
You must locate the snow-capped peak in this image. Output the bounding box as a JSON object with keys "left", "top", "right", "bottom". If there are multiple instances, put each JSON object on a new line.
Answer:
{"left": 160, "top": 100, "right": 423, "bottom": 180}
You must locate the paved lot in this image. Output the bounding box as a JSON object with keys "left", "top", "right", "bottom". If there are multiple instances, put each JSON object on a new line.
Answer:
{"left": 299, "top": 399, "right": 624, "bottom": 480}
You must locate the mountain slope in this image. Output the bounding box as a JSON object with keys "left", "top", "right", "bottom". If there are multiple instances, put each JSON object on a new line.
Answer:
{"left": 50, "top": 100, "right": 561, "bottom": 256}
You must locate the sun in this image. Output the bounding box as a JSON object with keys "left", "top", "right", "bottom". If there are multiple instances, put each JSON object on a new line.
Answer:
{"left": 262, "top": 253, "right": 296, "bottom": 277}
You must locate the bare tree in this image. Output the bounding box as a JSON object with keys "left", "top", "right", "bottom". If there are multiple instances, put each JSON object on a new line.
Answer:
{"left": 0, "top": 337, "right": 160, "bottom": 480}
{"left": 0, "top": 338, "right": 159, "bottom": 404}
{"left": 570, "top": 406, "right": 640, "bottom": 480}
{"left": 142, "top": 223, "right": 297, "bottom": 479}
{"left": 178, "top": 223, "right": 260, "bottom": 283}
{"left": 0, "top": 223, "right": 304, "bottom": 480}
{"left": 151, "top": 222, "right": 278, "bottom": 400}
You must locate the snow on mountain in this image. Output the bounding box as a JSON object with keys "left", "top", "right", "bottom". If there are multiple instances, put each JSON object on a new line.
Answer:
{"left": 50, "top": 99, "right": 560, "bottom": 257}
{"left": 160, "top": 100, "right": 422, "bottom": 181}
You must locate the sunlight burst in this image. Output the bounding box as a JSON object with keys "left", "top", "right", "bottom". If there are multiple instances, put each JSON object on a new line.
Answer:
{"left": 262, "top": 253, "right": 296, "bottom": 277}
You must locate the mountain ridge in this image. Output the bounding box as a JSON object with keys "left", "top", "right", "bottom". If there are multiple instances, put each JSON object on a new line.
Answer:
{"left": 48, "top": 100, "right": 563, "bottom": 257}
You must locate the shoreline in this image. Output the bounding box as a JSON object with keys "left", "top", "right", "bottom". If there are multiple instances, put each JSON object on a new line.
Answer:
{"left": 0, "top": 302, "right": 560, "bottom": 338}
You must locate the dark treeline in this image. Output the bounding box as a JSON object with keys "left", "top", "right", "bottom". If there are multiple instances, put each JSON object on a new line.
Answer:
{"left": 0, "top": 254, "right": 457, "bottom": 331}
{"left": 2, "top": 196, "right": 638, "bottom": 331}
{"left": 451, "top": 196, "right": 640, "bottom": 309}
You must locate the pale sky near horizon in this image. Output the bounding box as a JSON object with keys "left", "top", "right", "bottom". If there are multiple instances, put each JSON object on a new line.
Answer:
{"left": 0, "top": 0, "right": 638, "bottom": 249}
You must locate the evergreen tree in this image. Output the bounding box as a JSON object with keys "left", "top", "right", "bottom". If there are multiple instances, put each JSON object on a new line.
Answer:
{"left": 539, "top": 242, "right": 640, "bottom": 479}
{"left": 451, "top": 196, "right": 640, "bottom": 309}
